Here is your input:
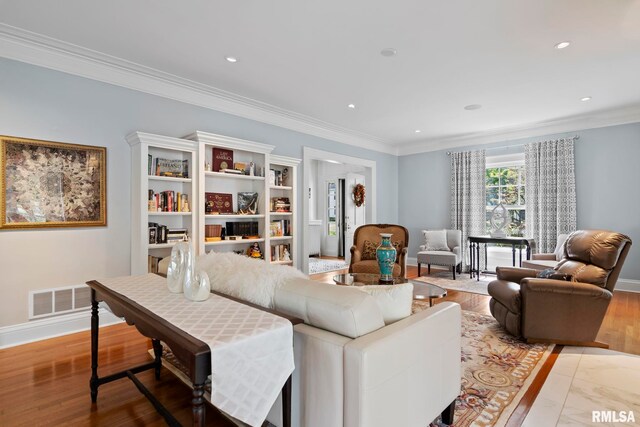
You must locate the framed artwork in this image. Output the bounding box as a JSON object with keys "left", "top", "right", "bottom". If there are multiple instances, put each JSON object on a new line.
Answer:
{"left": 1, "top": 135, "right": 107, "bottom": 229}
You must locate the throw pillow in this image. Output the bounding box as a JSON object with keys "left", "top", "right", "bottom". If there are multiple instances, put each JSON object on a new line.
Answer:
{"left": 536, "top": 268, "right": 573, "bottom": 281}
{"left": 356, "top": 283, "right": 413, "bottom": 325}
{"left": 361, "top": 240, "right": 378, "bottom": 260}
{"left": 361, "top": 240, "right": 404, "bottom": 262}
{"left": 422, "top": 230, "right": 449, "bottom": 251}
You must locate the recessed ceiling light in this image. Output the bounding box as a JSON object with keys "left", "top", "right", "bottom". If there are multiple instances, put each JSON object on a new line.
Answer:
{"left": 347, "top": 104, "right": 356, "bottom": 109}
{"left": 415, "top": 130, "right": 421, "bottom": 133}
{"left": 555, "top": 41, "right": 571, "bottom": 49}
{"left": 380, "top": 48, "right": 397, "bottom": 57}
{"left": 325, "top": 159, "right": 341, "bottom": 164}
{"left": 225, "top": 56, "right": 238, "bottom": 63}
{"left": 464, "top": 104, "right": 482, "bottom": 111}
{"left": 581, "top": 96, "right": 592, "bottom": 102}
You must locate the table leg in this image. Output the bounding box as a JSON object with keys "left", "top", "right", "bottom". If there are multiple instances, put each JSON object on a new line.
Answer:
{"left": 526, "top": 244, "right": 531, "bottom": 260}
{"left": 519, "top": 247, "right": 523, "bottom": 267}
{"left": 192, "top": 383, "right": 206, "bottom": 427}
{"left": 512, "top": 244, "right": 516, "bottom": 267}
{"left": 469, "top": 241, "right": 474, "bottom": 278}
{"left": 90, "top": 290, "right": 99, "bottom": 403}
{"left": 152, "top": 339, "right": 162, "bottom": 380}
{"left": 282, "top": 374, "right": 293, "bottom": 427}
{"left": 476, "top": 243, "right": 480, "bottom": 281}
{"left": 484, "top": 244, "right": 488, "bottom": 271}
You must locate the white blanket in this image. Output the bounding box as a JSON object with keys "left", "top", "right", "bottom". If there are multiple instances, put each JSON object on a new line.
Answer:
{"left": 98, "top": 274, "right": 294, "bottom": 427}
{"left": 197, "top": 252, "right": 306, "bottom": 309}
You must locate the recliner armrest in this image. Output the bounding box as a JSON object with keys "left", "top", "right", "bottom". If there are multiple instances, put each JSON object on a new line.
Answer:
{"left": 531, "top": 253, "right": 556, "bottom": 261}
{"left": 496, "top": 266, "right": 539, "bottom": 283}
{"left": 521, "top": 278, "right": 612, "bottom": 299}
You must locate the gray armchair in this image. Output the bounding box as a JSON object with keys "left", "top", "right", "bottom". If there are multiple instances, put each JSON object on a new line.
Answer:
{"left": 416, "top": 230, "right": 462, "bottom": 279}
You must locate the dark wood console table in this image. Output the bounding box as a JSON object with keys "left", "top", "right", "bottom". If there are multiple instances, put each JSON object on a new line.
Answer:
{"left": 87, "top": 278, "right": 301, "bottom": 427}
{"left": 468, "top": 235, "right": 532, "bottom": 281}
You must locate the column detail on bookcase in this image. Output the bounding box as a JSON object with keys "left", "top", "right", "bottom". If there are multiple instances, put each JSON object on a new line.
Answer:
{"left": 268, "top": 155, "right": 300, "bottom": 268}
{"left": 186, "top": 131, "right": 275, "bottom": 260}
{"left": 127, "top": 132, "right": 198, "bottom": 275}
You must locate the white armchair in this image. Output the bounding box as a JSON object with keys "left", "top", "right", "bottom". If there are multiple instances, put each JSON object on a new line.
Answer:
{"left": 417, "top": 230, "right": 462, "bottom": 279}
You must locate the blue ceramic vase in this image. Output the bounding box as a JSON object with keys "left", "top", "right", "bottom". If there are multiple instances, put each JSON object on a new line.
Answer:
{"left": 376, "top": 233, "right": 397, "bottom": 282}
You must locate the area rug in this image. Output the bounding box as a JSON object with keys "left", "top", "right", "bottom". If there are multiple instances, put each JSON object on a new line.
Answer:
{"left": 413, "top": 271, "right": 492, "bottom": 296}
{"left": 308, "top": 257, "right": 348, "bottom": 275}
{"left": 152, "top": 307, "right": 552, "bottom": 427}
{"left": 412, "top": 302, "right": 553, "bottom": 427}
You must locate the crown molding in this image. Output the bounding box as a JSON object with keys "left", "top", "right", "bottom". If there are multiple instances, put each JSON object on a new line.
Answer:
{"left": 0, "top": 24, "right": 396, "bottom": 155}
{"left": 397, "top": 104, "right": 640, "bottom": 156}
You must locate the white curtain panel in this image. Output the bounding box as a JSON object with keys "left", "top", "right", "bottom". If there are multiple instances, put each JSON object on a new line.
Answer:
{"left": 450, "top": 150, "right": 486, "bottom": 272}
{"left": 525, "top": 138, "right": 577, "bottom": 253}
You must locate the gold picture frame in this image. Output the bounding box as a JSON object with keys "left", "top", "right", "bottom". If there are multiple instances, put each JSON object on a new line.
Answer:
{"left": 0, "top": 135, "right": 106, "bottom": 229}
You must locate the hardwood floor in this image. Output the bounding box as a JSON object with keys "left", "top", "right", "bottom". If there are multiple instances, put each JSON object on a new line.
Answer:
{"left": 0, "top": 266, "right": 637, "bottom": 426}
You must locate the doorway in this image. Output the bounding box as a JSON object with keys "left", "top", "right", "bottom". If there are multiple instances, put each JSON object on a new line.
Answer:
{"left": 303, "top": 148, "right": 376, "bottom": 275}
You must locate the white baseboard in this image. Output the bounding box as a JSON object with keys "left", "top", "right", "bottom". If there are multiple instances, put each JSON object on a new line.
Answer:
{"left": 616, "top": 279, "right": 640, "bottom": 293}
{"left": 0, "top": 307, "right": 123, "bottom": 349}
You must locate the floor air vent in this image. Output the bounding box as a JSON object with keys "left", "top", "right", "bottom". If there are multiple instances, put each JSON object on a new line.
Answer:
{"left": 29, "top": 285, "right": 92, "bottom": 320}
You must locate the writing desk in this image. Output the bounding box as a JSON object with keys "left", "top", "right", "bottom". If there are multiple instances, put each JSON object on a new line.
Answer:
{"left": 468, "top": 235, "right": 532, "bottom": 281}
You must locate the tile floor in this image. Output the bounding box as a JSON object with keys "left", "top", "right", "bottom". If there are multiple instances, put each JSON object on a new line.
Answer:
{"left": 523, "top": 346, "right": 640, "bottom": 426}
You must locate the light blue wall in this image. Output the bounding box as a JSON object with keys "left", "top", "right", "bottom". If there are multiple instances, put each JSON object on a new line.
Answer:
{"left": 399, "top": 123, "right": 640, "bottom": 281}
{"left": 0, "top": 58, "right": 397, "bottom": 326}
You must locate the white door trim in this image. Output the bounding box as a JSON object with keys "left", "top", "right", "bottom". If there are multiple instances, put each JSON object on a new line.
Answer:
{"left": 302, "top": 147, "right": 376, "bottom": 274}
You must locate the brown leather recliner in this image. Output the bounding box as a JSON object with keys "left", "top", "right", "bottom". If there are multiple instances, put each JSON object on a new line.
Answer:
{"left": 349, "top": 224, "right": 409, "bottom": 278}
{"left": 488, "top": 230, "right": 632, "bottom": 346}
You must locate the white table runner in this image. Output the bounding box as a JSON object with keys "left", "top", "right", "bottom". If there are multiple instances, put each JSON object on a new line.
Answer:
{"left": 98, "top": 274, "right": 294, "bottom": 427}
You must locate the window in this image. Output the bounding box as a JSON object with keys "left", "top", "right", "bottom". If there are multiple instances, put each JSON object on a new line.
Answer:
{"left": 327, "top": 181, "right": 337, "bottom": 236}
{"left": 486, "top": 156, "right": 525, "bottom": 236}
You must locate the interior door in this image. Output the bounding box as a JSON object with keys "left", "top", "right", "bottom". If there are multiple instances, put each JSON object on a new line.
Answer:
{"left": 344, "top": 173, "right": 366, "bottom": 265}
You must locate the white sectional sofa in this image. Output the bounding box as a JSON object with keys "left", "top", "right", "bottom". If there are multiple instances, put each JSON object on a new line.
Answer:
{"left": 266, "top": 277, "right": 461, "bottom": 427}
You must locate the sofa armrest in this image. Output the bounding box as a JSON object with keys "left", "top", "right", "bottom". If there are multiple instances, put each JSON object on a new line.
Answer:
{"left": 452, "top": 246, "right": 461, "bottom": 258}
{"left": 531, "top": 253, "right": 556, "bottom": 261}
{"left": 521, "top": 278, "right": 612, "bottom": 299}
{"left": 344, "top": 302, "right": 461, "bottom": 427}
{"left": 496, "top": 266, "right": 539, "bottom": 283}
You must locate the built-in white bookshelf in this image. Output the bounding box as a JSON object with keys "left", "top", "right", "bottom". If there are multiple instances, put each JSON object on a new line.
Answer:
{"left": 187, "top": 131, "right": 277, "bottom": 261}
{"left": 267, "top": 155, "right": 300, "bottom": 267}
{"left": 127, "top": 132, "right": 198, "bottom": 275}
{"left": 128, "top": 130, "right": 300, "bottom": 272}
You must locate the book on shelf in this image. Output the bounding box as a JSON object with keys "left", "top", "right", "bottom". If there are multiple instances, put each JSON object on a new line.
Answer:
{"left": 205, "top": 192, "right": 233, "bottom": 214}
{"left": 205, "top": 224, "right": 222, "bottom": 242}
{"left": 270, "top": 197, "right": 291, "bottom": 212}
{"left": 148, "top": 255, "right": 163, "bottom": 273}
{"left": 148, "top": 222, "right": 168, "bottom": 244}
{"left": 148, "top": 191, "right": 190, "bottom": 212}
{"left": 269, "top": 220, "right": 291, "bottom": 237}
{"left": 212, "top": 148, "right": 233, "bottom": 172}
{"left": 152, "top": 157, "right": 189, "bottom": 178}
{"left": 271, "top": 243, "right": 292, "bottom": 262}
{"left": 225, "top": 221, "right": 259, "bottom": 238}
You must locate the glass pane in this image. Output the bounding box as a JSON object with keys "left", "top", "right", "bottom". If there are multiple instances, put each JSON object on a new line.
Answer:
{"left": 519, "top": 185, "right": 525, "bottom": 206}
{"left": 518, "top": 166, "right": 525, "bottom": 185}
{"left": 501, "top": 186, "right": 519, "bottom": 205}
{"left": 502, "top": 167, "right": 519, "bottom": 185}
{"left": 486, "top": 168, "right": 500, "bottom": 186}
{"left": 485, "top": 209, "right": 492, "bottom": 233}
{"left": 507, "top": 209, "right": 526, "bottom": 236}
{"left": 486, "top": 187, "right": 499, "bottom": 206}
{"left": 327, "top": 182, "right": 337, "bottom": 236}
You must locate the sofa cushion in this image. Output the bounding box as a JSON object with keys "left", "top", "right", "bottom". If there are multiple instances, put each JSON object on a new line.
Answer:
{"left": 422, "top": 230, "right": 449, "bottom": 251}
{"left": 355, "top": 283, "right": 413, "bottom": 325}
{"left": 274, "top": 278, "right": 385, "bottom": 338}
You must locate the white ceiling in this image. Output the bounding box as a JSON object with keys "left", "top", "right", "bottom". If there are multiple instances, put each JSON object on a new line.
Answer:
{"left": 1, "top": 0, "right": 640, "bottom": 154}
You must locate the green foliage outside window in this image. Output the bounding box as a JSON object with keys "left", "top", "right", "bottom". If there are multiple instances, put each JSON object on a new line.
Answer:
{"left": 486, "top": 165, "right": 526, "bottom": 236}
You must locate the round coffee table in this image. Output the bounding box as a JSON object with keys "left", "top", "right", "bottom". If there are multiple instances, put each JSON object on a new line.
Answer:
{"left": 409, "top": 280, "right": 447, "bottom": 307}
{"left": 332, "top": 273, "right": 408, "bottom": 286}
